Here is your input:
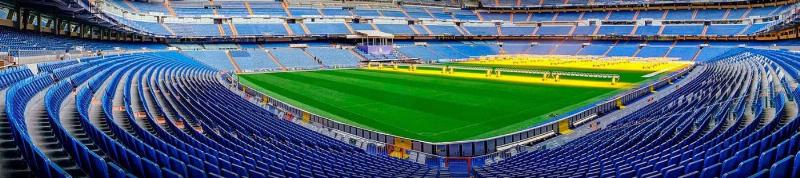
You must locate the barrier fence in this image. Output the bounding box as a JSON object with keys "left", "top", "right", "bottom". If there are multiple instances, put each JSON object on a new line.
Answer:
{"left": 223, "top": 64, "right": 695, "bottom": 160}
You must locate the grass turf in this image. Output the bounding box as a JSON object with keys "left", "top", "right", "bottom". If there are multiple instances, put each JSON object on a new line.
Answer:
{"left": 444, "top": 62, "right": 658, "bottom": 83}
{"left": 238, "top": 69, "right": 626, "bottom": 143}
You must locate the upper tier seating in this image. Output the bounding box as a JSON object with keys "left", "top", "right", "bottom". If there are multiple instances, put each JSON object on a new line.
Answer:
{"left": 166, "top": 24, "right": 220, "bottom": 37}
{"left": 706, "top": 25, "right": 747, "bottom": 36}
{"left": 375, "top": 24, "right": 417, "bottom": 35}
{"left": 389, "top": 40, "right": 744, "bottom": 61}
{"left": 635, "top": 26, "right": 661, "bottom": 36}
{"left": 536, "top": 26, "right": 572, "bottom": 35}
{"left": 218, "top": 2, "right": 250, "bottom": 16}
{"left": 501, "top": 26, "right": 536, "bottom": 36}
{"left": 636, "top": 46, "right": 670, "bottom": 58}
{"left": 0, "top": 27, "right": 166, "bottom": 57}
{"left": 290, "top": 8, "right": 321, "bottom": 16}
{"left": 320, "top": 8, "right": 351, "bottom": 16}
{"left": 481, "top": 0, "right": 761, "bottom": 8}
{"left": 662, "top": 25, "right": 705, "bottom": 36}
{"left": 597, "top": 25, "right": 634, "bottom": 35}
{"left": 109, "top": 0, "right": 170, "bottom": 14}
{"left": 464, "top": 26, "right": 499, "bottom": 36}
{"left": 5, "top": 11, "right": 794, "bottom": 175}
{"left": 105, "top": 1, "right": 786, "bottom": 21}
{"left": 235, "top": 24, "right": 290, "bottom": 36}
{"left": 99, "top": 1, "right": 790, "bottom": 38}
{"left": 427, "top": 25, "right": 463, "bottom": 35}
{"left": 305, "top": 23, "right": 352, "bottom": 35}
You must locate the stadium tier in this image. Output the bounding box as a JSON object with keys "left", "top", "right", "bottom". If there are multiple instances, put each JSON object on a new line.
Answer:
{"left": 479, "top": 0, "right": 784, "bottom": 8}
{"left": 94, "top": 0, "right": 790, "bottom": 38}
{"left": 5, "top": 0, "right": 800, "bottom": 177}
{"left": 473, "top": 49, "right": 800, "bottom": 177}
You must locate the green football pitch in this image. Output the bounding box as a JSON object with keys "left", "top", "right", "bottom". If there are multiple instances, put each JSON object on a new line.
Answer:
{"left": 238, "top": 69, "right": 632, "bottom": 143}
{"left": 444, "top": 62, "right": 657, "bottom": 83}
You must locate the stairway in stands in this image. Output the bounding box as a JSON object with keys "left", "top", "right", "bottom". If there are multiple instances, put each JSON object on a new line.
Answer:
{"left": 0, "top": 67, "right": 33, "bottom": 177}
{"left": 26, "top": 70, "right": 89, "bottom": 177}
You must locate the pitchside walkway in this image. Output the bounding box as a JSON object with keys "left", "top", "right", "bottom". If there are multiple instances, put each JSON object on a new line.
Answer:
{"left": 534, "top": 64, "right": 708, "bottom": 149}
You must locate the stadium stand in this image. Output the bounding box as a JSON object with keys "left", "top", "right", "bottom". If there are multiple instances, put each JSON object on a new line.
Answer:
{"left": 305, "top": 23, "right": 352, "bottom": 35}
{"left": 571, "top": 25, "right": 596, "bottom": 36}
{"left": 93, "top": 0, "right": 790, "bottom": 38}
{"left": 636, "top": 46, "right": 670, "bottom": 58}
{"left": 269, "top": 48, "right": 322, "bottom": 69}
{"left": 473, "top": 49, "right": 800, "bottom": 178}
{"left": 536, "top": 26, "right": 573, "bottom": 36}
{"left": 662, "top": 24, "right": 706, "bottom": 36}
{"left": 634, "top": 25, "right": 662, "bottom": 36}
{"left": 305, "top": 47, "right": 360, "bottom": 67}
{"left": 375, "top": 24, "right": 416, "bottom": 35}
{"left": 0, "top": 26, "right": 164, "bottom": 54}
{"left": 555, "top": 12, "right": 581, "bottom": 21}
{"left": 235, "top": 24, "right": 290, "bottom": 36}
{"left": 706, "top": 24, "right": 748, "bottom": 36}
{"left": 5, "top": 0, "right": 800, "bottom": 177}
{"left": 289, "top": 8, "right": 321, "bottom": 17}
{"left": 597, "top": 25, "right": 634, "bottom": 36}
{"left": 426, "top": 25, "right": 463, "bottom": 36}
{"left": 577, "top": 44, "right": 611, "bottom": 56}
{"left": 464, "top": 25, "right": 498, "bottom": 36}
{"left": 501, "top": 26, "right": 536, "bottom": 36}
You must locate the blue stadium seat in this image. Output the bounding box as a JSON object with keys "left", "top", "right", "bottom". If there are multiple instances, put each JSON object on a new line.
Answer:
{"left": 769, "top": 156, "right": 793, "bottom": 178}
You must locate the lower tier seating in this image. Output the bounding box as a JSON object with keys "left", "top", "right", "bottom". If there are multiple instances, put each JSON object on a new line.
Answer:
{"left": 0, "top": 52, "right": 442, "bottom": 177}
{"left": 473, "top": 49, "right": 800, "bottom": 178}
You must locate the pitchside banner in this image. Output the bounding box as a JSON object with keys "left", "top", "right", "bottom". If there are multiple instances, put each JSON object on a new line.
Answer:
{"left": 357, "top": 45, "right": 393, "bottom": 55}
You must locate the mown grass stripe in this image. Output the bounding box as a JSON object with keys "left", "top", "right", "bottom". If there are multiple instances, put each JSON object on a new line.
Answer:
{"left": 239, "top": 69, "right": 622, "bottom": 142}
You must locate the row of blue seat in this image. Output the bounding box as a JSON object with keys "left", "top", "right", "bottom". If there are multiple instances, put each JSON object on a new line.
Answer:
{"left": 481, "top": 0, "right": 752, "bottom": 7}
{"left": 0, "top": 26, "right": 166, "bottom": 56}
{"left": 473, "top": 48, "right": 800, "bottom": 177}
{"left": 0, "top": 51, "right": 443, "bottom": 177}
{"left": 116, "top": 22, "right": 774, "bottom": 37}
{"left": 111, "top": 0, "right": 783, "bottom": 22}
{"left": 394, "top": 42, "right": 738, "bottom": 61}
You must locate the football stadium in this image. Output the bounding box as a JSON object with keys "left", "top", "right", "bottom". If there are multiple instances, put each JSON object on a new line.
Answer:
{"left": 1, "top": 0, "right": 800, "bottom": 177}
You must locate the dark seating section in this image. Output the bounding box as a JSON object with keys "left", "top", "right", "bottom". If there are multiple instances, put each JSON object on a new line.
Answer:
{"left": 0, "top": 26, "right": 166, "bottom": 57}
